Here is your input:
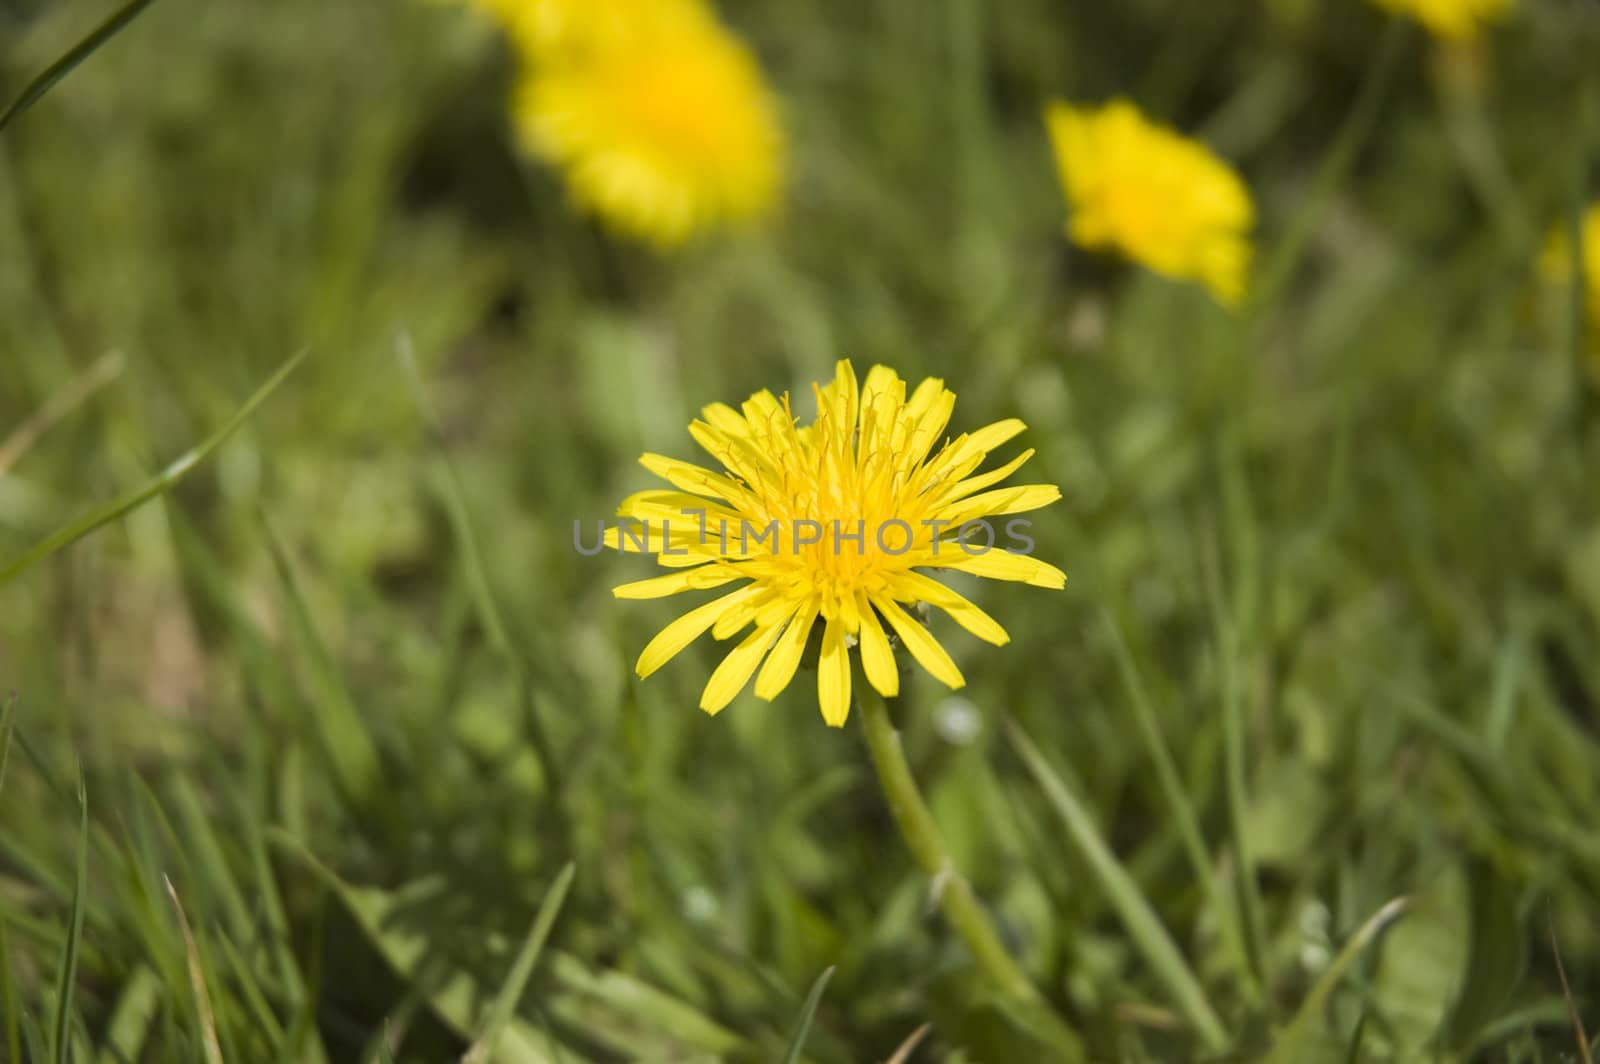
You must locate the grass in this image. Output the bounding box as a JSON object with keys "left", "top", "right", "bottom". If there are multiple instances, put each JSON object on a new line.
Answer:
{"left": 2, "top": 0, "right": 1599, "bottom": 1060}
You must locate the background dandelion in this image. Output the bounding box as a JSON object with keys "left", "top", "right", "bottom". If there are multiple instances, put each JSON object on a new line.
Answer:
{"left": 1045, "top": 98, "right": 1255, "bottom": 307}
{"left": 1369, "top": 0, "right": 1512, "bottom": 41}
{"left": 513, "top": 11, "right": 785, "bottom": 247}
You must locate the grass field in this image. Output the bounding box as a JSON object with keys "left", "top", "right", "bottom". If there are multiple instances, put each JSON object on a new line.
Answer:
{"left": 3, "top": 0, "right": 1600, "bottom": 1060}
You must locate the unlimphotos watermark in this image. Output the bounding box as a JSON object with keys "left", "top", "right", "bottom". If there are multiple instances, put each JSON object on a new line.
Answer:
{"left": 574, "top": 509, "right": 1037, "bottom": 557}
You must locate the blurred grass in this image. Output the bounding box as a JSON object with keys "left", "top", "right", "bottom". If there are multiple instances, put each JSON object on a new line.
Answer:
{"left": 2, "top": 0, "right": 1600, "bottom": 1060}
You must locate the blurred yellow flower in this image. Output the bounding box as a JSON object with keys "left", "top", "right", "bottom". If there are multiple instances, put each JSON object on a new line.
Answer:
{"left": 1045, "top": 99, "right": 1254, "bottom": 308}
{"left": 1368, "top": 0, "right": 1511, "bottom": 41}
{"left": 461, "top": 0, "right": 711, "bottom": 56}
{"left": 1541, "top": 202, "right": 1600, "bottom": 367}
{"left": 513, "top": 13, "right": 784, "bottom": 247}
{"left": 606, "top": 361, "right": 1066, "bottom": 726}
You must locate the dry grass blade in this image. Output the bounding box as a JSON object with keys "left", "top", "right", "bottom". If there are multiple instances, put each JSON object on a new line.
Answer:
{"left": 165, "top": 876, "right": 225, "bottom": 1064}
{"left": 1551, "top": 912, "right": 1594, "bottom": 1064}
{"left": 0, "top": 351, "right": 124, "bottom": 476}
{"left": 884, "top": 1022, "right": 931, "bottom": 1064}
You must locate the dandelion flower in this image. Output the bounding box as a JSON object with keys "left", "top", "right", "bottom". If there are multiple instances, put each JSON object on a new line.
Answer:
{"left": 1368, "top": 0, "right": 1511, "bottom": 41}
{"left": 457, "top": 0, "right": 712, "bottom": 57}
{"left": 605, "top": 361, "right": 1066, "bottom": 727}
{"left": 514, "top": 13, "right": 784, "bottom": 247}
{"left": 1045, "top": 99, "right": 1254, "bottom": 308}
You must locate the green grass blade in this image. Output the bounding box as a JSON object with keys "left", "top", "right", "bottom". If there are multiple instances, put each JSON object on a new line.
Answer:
{"left": 1215, "top": 614, "right": 1268, "bottom": 991}
{"left": 463, "top": 862, "right": 577, "bottom": 1064}
{"left": 170, "top": 777, "right": 254, "bottom": 948}
{"left": 1, "top": 910, "right": 20, "bottom": 1064}
{"left": 21, "top": 1011, "right": 48, "bottom": 1064}
{"left": 50, "top": 771, "right": 88, "bottom": 1064}
{"left": 0, "top": 347, "right": 310, "bottom": 584}
{"left": 395, "top": 334, "right": 512, "bottom": 656}
{"left": 1251, "top": 16, "right": 1408, "bottom": 311}
{"left": 779, "top": 966, "right": 835, "bottom": 1064}
{"left": 95, "top": 965, "right": 161, "bottom": 1064}
{"left": 546, "top": 953, "right": 746, "bottom": 1056}
{"left": 1199, "top": 513, "right": 1269, "bottom": 991}
{"left": 270, "top": 832, "right": 586, "bottom": 1062}
{"left": 0, "top": 0, "right": 160, "bottom": 133}
{"left": 395, "top": 333, "right": 568, "bottom": 820}
{"left": 0, "top": 693, "right": 15, "bottom": 800}
{"left": 235, "top": 788, "right": 327, "bottom": 1062}
{"left": 1102, "top": 612, "right": 1257, "bottom": 998}
{"left": 1266, "top": 897, "right": 1409, "bottom": 1064}
{"left": 259, "top": 511, "right": 383, "bottom": 803}
{"left": 1007, "top": 721, "right": 1229, "bottom": 1053}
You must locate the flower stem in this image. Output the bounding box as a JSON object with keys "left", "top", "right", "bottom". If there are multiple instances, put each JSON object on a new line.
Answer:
{"left": 855, "top": 678, "right": 1039, "bottom": 1004}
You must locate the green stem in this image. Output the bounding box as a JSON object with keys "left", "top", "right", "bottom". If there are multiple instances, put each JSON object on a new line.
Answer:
{"left": 855, "top": 679, "right": 1038, "bottom": 1004}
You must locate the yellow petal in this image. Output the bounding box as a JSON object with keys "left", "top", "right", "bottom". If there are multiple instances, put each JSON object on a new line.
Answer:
{"left": 959, "top": 418, "right": 1028, "bottom": 457}
{"left": 900, "top": 379, "right": 954, "bottom": 467}
{"left": 856, "top": 592, "right": 900, "bottom": 697}
{"left": 923, "top": 448, "right": 1035, "bottom": 509}
{"left": 689, "top": 420, "right": 780, "bottom": 493}
{"left": 892, "top": 571, "right": 1011, "bottom": 646}
{"left": 700, "top": 401, "right": 750, "bottom": 437}
{"left": 858, "top": 366, "right": 906, "bottom": 454}
{"left": 937, "top": 484, "right": 1062, "bottom": 527}
{"left": 616, "top": 490, "right": 743, "bottom": 528}
{"left": 754, "top": 600, "right": 818, "bottom": 700}
{"left": 739, "top": 389, "right": 789, "bottom": 446}
{"left": 918, "top": 419, "right": 1027, "bottom": 490}
{"left": 635, "top": 584, "right": 761, "bottom": 678}
{"left": 829, "top": 359, "right": 858, "bottom": 439}
{"left": 872, "top": 595, "right": 965, "bottom": 690}
{"left": 817, "top": 615, "right": 853, "bottom": 727}
{"left": 711, "top": 586, "right": 778, "bottom": 640}
{"left": 613, "top": 566, "right": 740, "bottom": 600}
{"left": 603, "top": 522, "right": 658, "bottom": 552}
{"left": 935, "top": 549, "right": 1067, "bottom": 589}
{"left": 700, "top": 622, "right": 782, "bottom": 715}
{"left": 639, "top": 452, "right": 748, "bottom": 503}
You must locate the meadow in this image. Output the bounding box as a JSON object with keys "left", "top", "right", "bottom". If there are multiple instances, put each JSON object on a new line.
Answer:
{"left": 2, "top": 0, "right": 1599, "bottom": 1060}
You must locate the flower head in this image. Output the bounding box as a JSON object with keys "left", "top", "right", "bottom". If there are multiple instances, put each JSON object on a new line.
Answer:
{"left": 456, "top": 0, "right": 712, "bottom": 56}
{"left": 513, "top": 11, "right": 784, "bottom": 247}
{"left": 1368, "top": 0, "right": 1511, "bottom": 41}
{"left": 606, "top": 361, "right": 1066, "bottom": 726}
{"left": 1045, "top": 99, "right": 1254, "bottom": 308}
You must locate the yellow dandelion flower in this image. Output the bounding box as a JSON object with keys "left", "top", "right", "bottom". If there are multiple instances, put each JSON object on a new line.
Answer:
{"left": 458, "top": 0, "right": 712, "bottom": 57}
{"left": 1044, "top": 99, "right": 1255, "bottom": 308}
{"left": 604, "top": 360, "right": 1067, "bottom": 727}
{"left": 1540, "top": 202, "right": 1600, "bottom": 369}
{"left": 1368, "top": 0, "right": 1511, "bottom": 41}
{"left": 467, "top": 0, "right": 710, "bottom": 56}
{"left": 513, "top": 13, "right": 784, "bottom": 247}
